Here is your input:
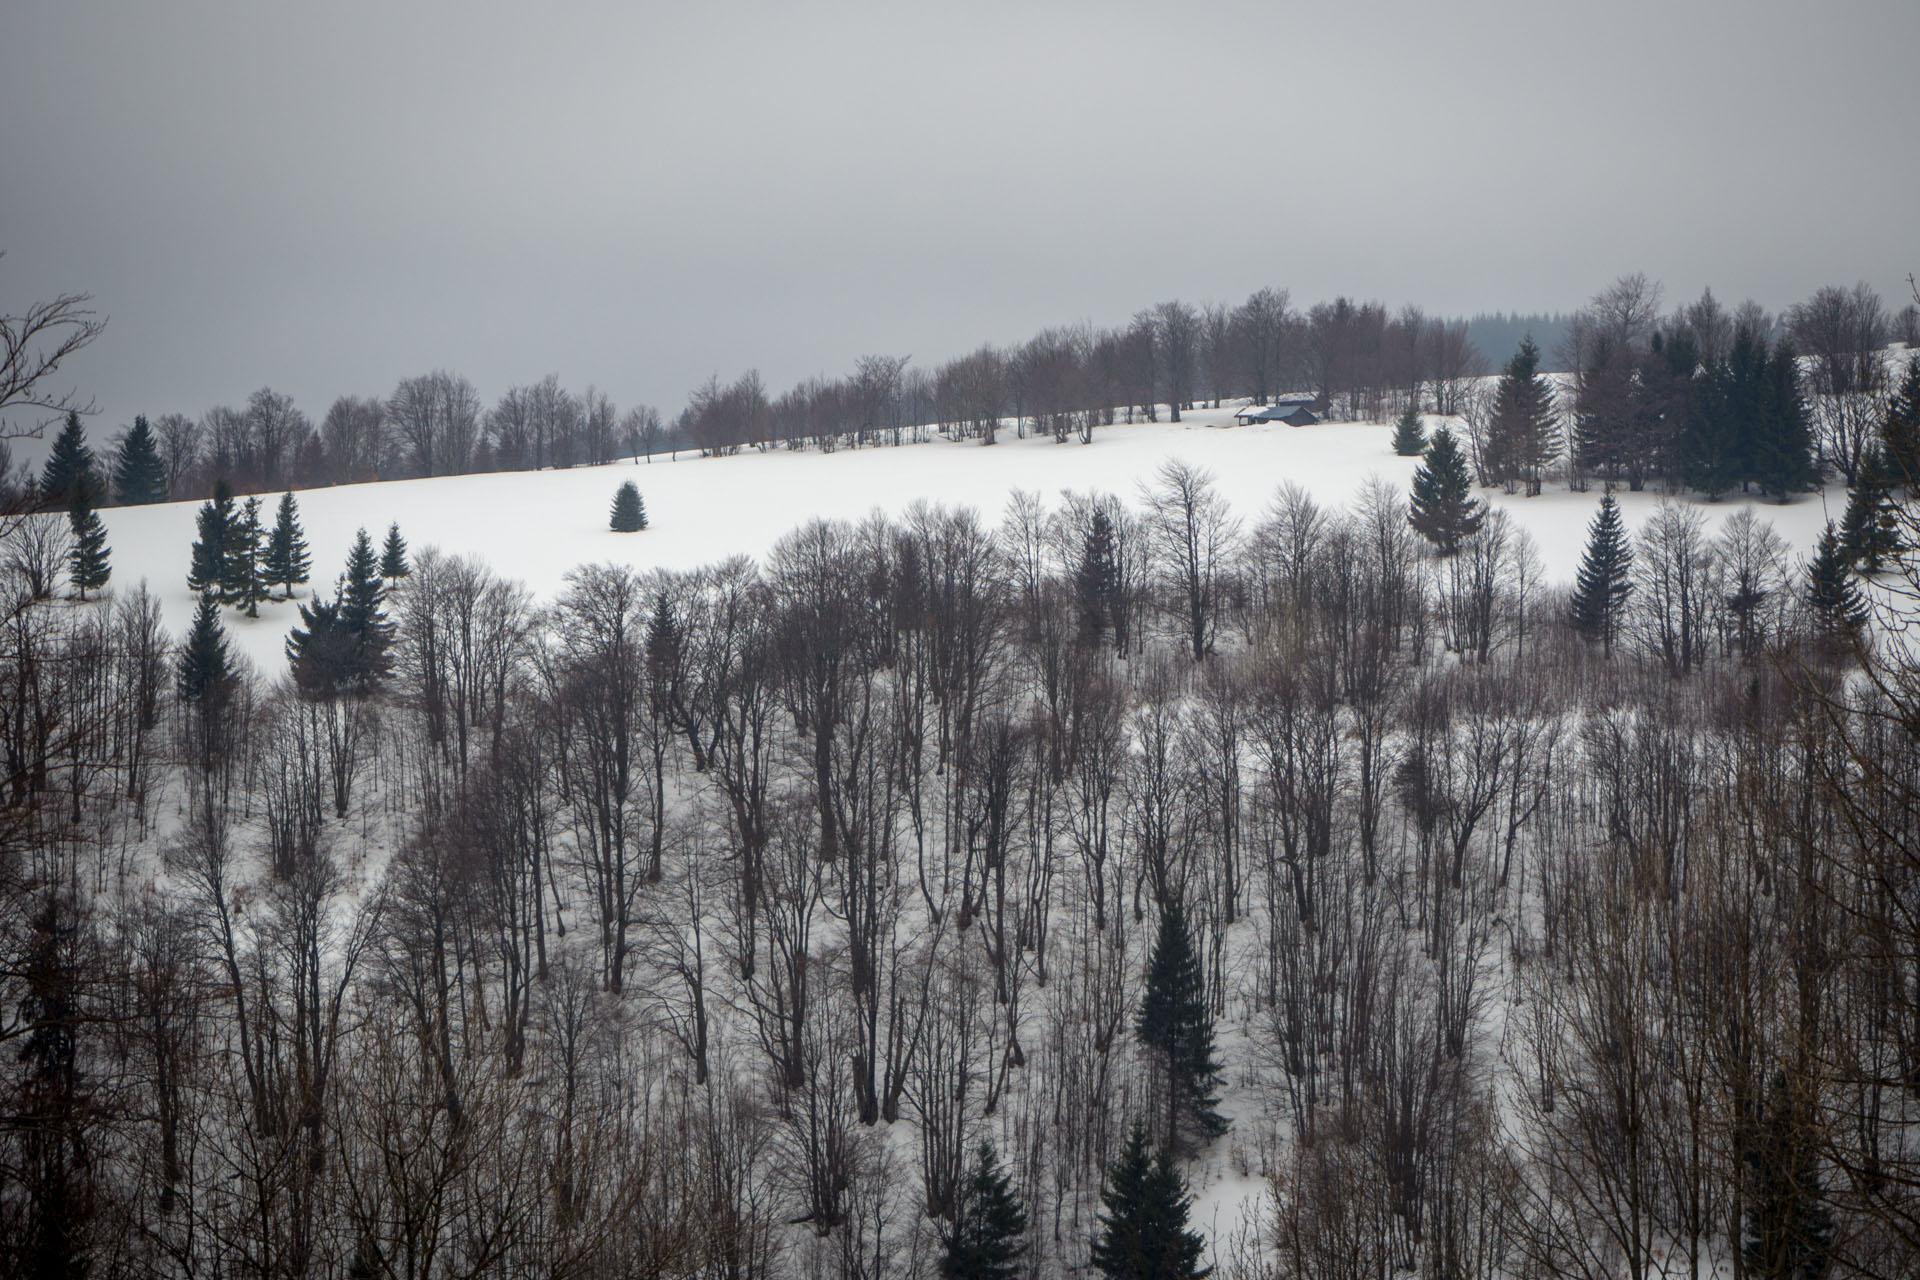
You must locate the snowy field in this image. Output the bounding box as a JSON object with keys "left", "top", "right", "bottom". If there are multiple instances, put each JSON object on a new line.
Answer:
{"left": 98, "top": 406, "right": 1848, "bottom": 674}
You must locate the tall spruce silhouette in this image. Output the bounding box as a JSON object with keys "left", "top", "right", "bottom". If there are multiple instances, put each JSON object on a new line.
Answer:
{"left": 1408, "top": 426, "right": 1484, "bottom": 555}
{"left": 1806, "top": 521, "right": 1869, "bottom": 638}
{"left": 228, "top": 496, "right": 268, "bottom": 617}
{"left": 186, "top": 480, "right": 236, "bottom": 599}
{"left": 39, "top": 410, "right": 100, "bottom": 507}
{"left": 66, "top": 500, "right": 110, "bottom": 600}
{"left": 1075, "top": 508, "right": 1120, "bottom": 645}
{"left": 1137, "top": 899, "right": 1227, "bottom": 1150}
{"left": 113, "top": 414, "right": 168, "bottom": 505}
{"left": 338, "top": 528, "right": 394, "bottom": 686}
{"left": 176, "top": 593, "right": 235, "bottom": 705}
{"left": 264, "top": 492, "right": 312, "bottom": 599}
{"left": 1838, "top": 450, "right": 1901, "bottom": 573}
{"left": 379, "top": 522, "right": 410, "bottom": 578}
{"left": 1568, "top": 493, "right": 1634, "bottom": 654}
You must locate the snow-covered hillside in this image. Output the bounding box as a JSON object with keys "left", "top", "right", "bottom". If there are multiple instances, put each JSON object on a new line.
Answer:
{"left": 99, "top": 407, "right": 1848, "bottom": 671}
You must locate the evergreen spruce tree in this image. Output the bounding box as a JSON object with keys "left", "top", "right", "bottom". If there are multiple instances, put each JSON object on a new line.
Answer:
{"left": 176, "top": 593, "right": 236, "bottom": 705}
{"left": 338, "top": 528, "right": 394, "bottom": 686}
{"left": 1075, "top": 508, "right": 1120, "bottom": 645}
{"left": 1089, "top": 1123, "right": 1210, "bottom": 1280}
{"left": 1390, "top": 402, "right": 1427, "bottom": 456}
{"left": 1571, "top": 332, "right": 1633, "bottom": 487}
{"left": 1838, "top": 449, "right": 1902, "bottom": 573}
{"left": 939, "top": 1142, "right": 1028, "bottom": 1280}
{"left": 645, "top": 591, "right": 684, "bottom": 705}
{"left": 285, "top": 593, "right": 357, "bottom": 701}
{"left": 610, "top": 480, "right": 648, "bottom": 531}
{"left": 1137, "top": 900, "right": 1227, "bottom": 1150}
{"left": 39, "top": 411, "right": 100, "bottom": 507}
{"left": 379, "top": 522, "right": 410, "bottom": 579}
{"left": 186, "top": 480, "right": 236, "bottom": 598}
{"left": 1742, "top": 1075, "right": 1835, "bottom": 1280}
{"left": 1723, "top": 327, "right": 1770, "bottom": 492}
{"left": 1682, "top": 344, "right": 1744, "bottom": 499}
{"left": 113, "top": 414, "right": 169, "bottom": 505}
{"left": 1640, "top": 329, "right": 1699, "bottom": 490}
{"left": 1408, "top": 427, "right": 1485, "bottom": 555}
{"left": 1750, "top": 341, "right": 1817, "bottom": 501}
{"left": 1806, "top": 522, "right": 1869, "bottom": 637}
{"left": 65, "top": 500, "right": 111, "bottom": 600}
{"left": 1884, "top": 357, "right": 1920, "bottom": 487}
{"left": 1568, "top": 493, "right": 1634, "bottom": 655}
{"left": 263, "top": 492, "right": 313, "bottom": 599}
{"left": 227, "top": 496, "right": 268, "bottom": 617}
{"left": 1483, "top": 337, "right": 1560, "bottom": 495}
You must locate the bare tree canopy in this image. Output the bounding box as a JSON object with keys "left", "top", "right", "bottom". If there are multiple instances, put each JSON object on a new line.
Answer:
{"left": 0, "top": 254, "right": 106, "bottom": 439}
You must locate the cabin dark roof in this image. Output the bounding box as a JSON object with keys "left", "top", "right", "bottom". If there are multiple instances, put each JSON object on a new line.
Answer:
{"left": 1234, "top": 403, "right": 1319, "bottom": 425}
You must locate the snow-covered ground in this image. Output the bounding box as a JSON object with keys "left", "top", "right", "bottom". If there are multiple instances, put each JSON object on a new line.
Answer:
{"left": 98, "top": 406, "right": 1848, "bottom": 674}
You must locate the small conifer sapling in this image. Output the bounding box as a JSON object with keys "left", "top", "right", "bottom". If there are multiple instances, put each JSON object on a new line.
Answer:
{"left": 380, "top": 522, "right": 410, "bottom": 579}
{"left": 1391, "top": 402, "right": 1427, "bottom": 456}
{"left": 940, "top": 1143, "right": 1028, "bottom": 1280}
{"left": 610, "top": 480, "right": 648, "bottom": 532}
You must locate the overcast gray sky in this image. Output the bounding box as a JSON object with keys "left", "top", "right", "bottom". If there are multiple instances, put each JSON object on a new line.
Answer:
{"left": 4, "top": 0, "right": 1916, "bottom": 437}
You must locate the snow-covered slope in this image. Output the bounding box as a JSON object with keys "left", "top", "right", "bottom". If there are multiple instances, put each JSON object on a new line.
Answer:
{"left": 98, "top": 408, "right": 1847, "bottom": 673}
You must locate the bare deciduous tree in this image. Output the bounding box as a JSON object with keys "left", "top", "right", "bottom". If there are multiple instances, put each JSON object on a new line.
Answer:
{"left": 1141, "top": 459, "right": 1241, "bottom": 660}
{"left": 153, "top": 411, "right": 201, "bottom": 497}
{"left": 388, "top": 370, "right": 482, "bottom": 478}
{"left": 0, "top": 259, "right": 105, "bottom": 440}
{"left": 319, "top": 395, "right": 388, "bottom": 484}
{"left": 1790, "top": 281, "right": 1892, "bottom": 483}
{"left": 1151, "top": 300, "right": 1200, "bottom": 423}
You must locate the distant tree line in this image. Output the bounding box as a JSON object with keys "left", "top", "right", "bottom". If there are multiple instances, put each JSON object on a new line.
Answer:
{"left": 679, "top": 292, "right": 1490, "bottom": 455}
{"left": 11, "top": 277, "right": 1913, "bottom": 516}
{"left": 5, "top": 376, "right": 671, "bottom": 508}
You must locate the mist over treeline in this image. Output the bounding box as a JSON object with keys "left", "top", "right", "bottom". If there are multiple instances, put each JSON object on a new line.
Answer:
{"left": 1460, "top": 313, "right": 1575, "bottom": 369}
